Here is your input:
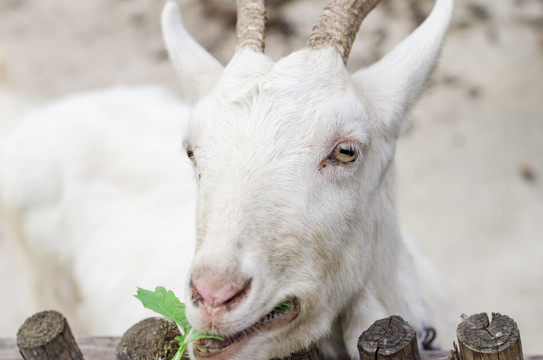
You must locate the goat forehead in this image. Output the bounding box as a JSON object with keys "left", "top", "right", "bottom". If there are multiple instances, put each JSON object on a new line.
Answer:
{"left": 190, "top": 92, "right": 367, "bottom": 162}
{"left": 208, "top": 48, "right": 350, "bottom": 105}
{"left": 187, "top": 49, "right": 370, "bottom": 175}
{"left": 189, "top": 52, "right": 361, "bottom": 142}
{"left": 262, "top": 49, "right": 350, "bottom": 93}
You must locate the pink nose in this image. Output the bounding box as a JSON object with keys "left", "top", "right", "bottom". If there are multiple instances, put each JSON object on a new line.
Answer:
{"left": 191, "top": 275, "right": 252, "bottom": 311}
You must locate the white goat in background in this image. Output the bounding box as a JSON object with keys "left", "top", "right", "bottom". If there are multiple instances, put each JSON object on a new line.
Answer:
{"left": 0, "top": 0, "right": 457, "bottom": 359}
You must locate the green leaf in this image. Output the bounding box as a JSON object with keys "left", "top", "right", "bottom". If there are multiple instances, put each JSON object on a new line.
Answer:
{"left": 171, "top": 350, "right": 183, "bottom": 360}
{"left": 178, "top": 328, "right": 224, "bottom": 356}
{"left": 134, "top": 286, "right": 190, "bottom": 334}
{"left": 134, "top": 286, "right": 224, "bottom": 359}
{"left": 274, "top": 302, "right": 291, "bottom": 314}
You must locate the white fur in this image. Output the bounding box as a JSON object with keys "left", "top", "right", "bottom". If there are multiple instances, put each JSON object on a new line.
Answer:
{"left": 1, "top": 87, "right": 195, "bottom": 333}
{"left": 0, "top": 0, "right": 456, "bottom": 358}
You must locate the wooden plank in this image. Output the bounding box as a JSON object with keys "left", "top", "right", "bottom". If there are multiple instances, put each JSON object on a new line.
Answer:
{"left": 0, "top": 339, "right": 20, "bottom": 360}
{"left": 1, "top": 338, "right": 542, "bottom": 360}
{"left": 0, "top": 337, "right": 118, "bottom": 360}
{"left": 77, "top": 337, "right": 118, "bottom": 359}
{"left": 421, "top": 350, "right": 451, "bottom": 359}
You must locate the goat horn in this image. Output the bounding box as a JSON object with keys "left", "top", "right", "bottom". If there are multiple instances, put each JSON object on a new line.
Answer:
{"left": 307, "top": 0, "right": 382, "bottom": 64}
{"left": 235, "top": 0, "right": 266, "bottom": 53}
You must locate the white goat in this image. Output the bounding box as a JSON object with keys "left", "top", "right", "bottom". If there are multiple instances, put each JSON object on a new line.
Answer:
{"left": 0, "top": 0, "right": 457, "bottom": 359}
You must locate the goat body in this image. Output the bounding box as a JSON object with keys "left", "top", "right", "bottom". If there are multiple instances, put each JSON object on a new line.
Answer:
{"left": 0, "top": 1, "right": 456, "bottom": 359}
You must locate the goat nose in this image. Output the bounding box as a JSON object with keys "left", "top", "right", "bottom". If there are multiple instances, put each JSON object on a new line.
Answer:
{"left": 191, "top": 276, "right": 252, "bottom": 310}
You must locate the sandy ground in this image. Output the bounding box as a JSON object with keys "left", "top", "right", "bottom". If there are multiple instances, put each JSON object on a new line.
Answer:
{"left": 0, "top": 0, "right": 542, "bottom": 354}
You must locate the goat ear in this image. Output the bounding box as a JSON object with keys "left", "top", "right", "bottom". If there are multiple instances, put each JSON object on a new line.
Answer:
{"left": 161, "top": 2, "right": 224, "bottom": 103}
{"left": 353, "top": 0, "right": 453, "bottom": 138}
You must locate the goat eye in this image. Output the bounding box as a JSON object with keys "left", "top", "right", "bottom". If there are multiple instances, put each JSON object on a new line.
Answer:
{"left": 186, "top": 146, "right": 196, "bottom": 163}
{"left": 333, "top": 143, "right": 358, "bottom": 163}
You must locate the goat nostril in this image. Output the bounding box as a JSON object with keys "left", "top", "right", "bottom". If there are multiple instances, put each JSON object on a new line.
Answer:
{"left": 191, "top": 277, "right": 252, "bottom": 311}
{"left": 190, "top": 281, "right": 203, "bottom": 306}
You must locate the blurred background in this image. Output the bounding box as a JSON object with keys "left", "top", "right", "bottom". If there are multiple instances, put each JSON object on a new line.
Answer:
{"left": 0, "top": 0, "right": 542, "bottom": 353}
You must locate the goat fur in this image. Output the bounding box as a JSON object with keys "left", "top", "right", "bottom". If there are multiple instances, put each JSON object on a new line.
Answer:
{"left": 0, "top": 0, "right": 457, "bottom": 359}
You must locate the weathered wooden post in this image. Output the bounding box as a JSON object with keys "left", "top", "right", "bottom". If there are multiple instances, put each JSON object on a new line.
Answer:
{"left": 456, "top": 313, "right": 523, "bottom": 360}
{"left": 16, "top": 310, "right": 83, "bottom": 360}
{"left": 116, "top": 317, "right": 185, "bottom": 360}
{"left": 358, "top": 315, "right": 421, "bottom": 360}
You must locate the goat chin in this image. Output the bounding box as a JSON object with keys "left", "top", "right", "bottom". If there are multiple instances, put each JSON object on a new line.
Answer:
{"left": 0, "top": 0, "right": 457, "bottom": 359}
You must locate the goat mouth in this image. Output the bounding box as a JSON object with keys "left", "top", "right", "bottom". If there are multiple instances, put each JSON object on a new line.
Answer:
{"left": 193, "top": 297, "right": 300, "bottom": 359}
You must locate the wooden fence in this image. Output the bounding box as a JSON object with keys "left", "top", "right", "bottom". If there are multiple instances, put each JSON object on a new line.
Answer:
{"left": 1, "top": 310, "right": 541, "bottom": 360}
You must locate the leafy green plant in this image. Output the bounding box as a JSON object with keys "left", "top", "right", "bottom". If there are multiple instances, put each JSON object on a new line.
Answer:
{"left": 274, "top": 302, "right": 291, "bottom": 314}
{"left": 134, "top": 286, "right": 223, "bottom": 360}
{"left": 135, "top": 286, "right": 292, "bottom": 359}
